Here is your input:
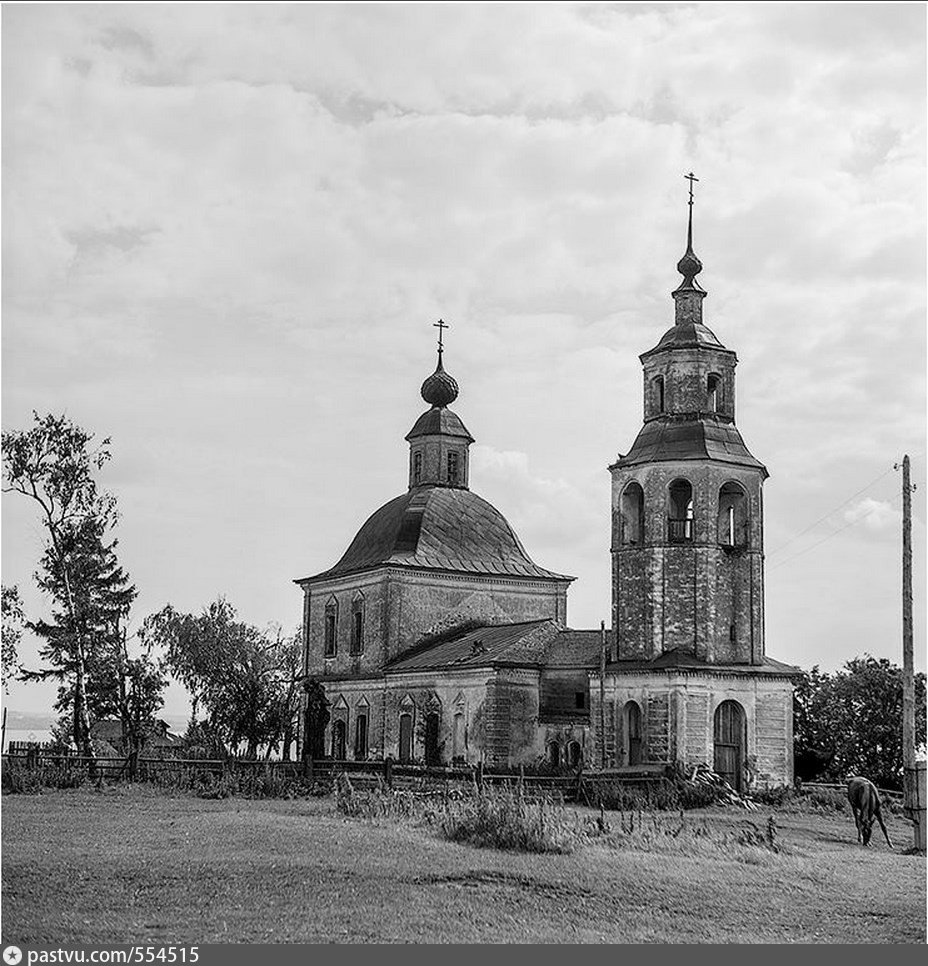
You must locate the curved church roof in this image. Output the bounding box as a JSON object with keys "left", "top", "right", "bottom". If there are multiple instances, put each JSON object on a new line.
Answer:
{"left": 302, "top": 484, "right": 572, "bottom": 582}
{"left": 614, "top": 417, "right": 767, "bottom": 474}
{"left": 642, "top": 319, "right": 729, "bottom": 356}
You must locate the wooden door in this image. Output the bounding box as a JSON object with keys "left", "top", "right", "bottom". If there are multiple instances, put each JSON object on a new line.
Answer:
{"left": 714, "top": 700, "right": 745, "bottom": 791}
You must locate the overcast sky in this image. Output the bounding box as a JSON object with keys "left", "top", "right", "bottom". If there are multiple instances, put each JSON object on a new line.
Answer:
{"left": 2, "top": 2, "right": 925, "bottom": 722}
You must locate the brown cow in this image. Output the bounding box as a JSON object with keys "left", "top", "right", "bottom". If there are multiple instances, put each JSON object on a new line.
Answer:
{"left": 847, "top": 776, "right": 893, "bottom": 848}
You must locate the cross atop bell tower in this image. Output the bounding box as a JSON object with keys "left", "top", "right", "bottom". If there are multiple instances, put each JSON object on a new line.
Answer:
{"left": 673, "top": 171, "right": 706, "bottom": 324}
{"left": 434, "top": 318, "right": 449, "bottom": 365}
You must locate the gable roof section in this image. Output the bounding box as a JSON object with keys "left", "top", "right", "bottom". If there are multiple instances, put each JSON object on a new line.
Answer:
{"left": 386, "top": 620, "right": 559, "bottom": 673}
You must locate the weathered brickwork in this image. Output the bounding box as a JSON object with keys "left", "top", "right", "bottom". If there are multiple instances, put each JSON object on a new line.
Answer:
{"left": 593, "top": 671, "right": 794, "bottom": 787}
{"left": 684, "top": 692, "right": 711, "bottom": 767}
{"left": 641, "top": 346, "right": 737, "bottom": 422}
{"left": 322, "top": 671, "right": 490, "bottom": 764}
{"left": 611, "top": 460, "right": 765, "bottom": 664}
{"left": 303, "top": 567, "right": 565, "bottom": 677}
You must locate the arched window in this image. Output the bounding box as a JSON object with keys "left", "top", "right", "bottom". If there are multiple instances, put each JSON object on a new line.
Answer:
{"left": 567, "top": 741, "right": 583, "bottom": 768}
{"left": 707, "top": 373, "right": 721, "bottom": 413}
{"left": 622, "top": 701, "right": 642, "bottom": 765}
{"left": 331, "top": 719, "right": 347, "bottom": 761}
{"left": 452, "top": 712, "right": 466, "bottom": 763}
{"left": 413, "top": 451, "right": 422, "bottom": 485}
{"left": 652, "top": 375, "right": 665, "bottom": 414}
{"left": 621, "top": 482, "right": 645, "bottom": 545}
{"left": 350, "top": 593, "right": 364, "bottom": 655}
{"left": 424, "top": 711, "right": 441, "bottom": 766}
{"left": 323, "top": 597, "right": 338, "bottom": 658}
{"left": 399, "top": 712, "right": 413, "bottom": 762}
{"left": 447, "top": 451, "right": 459, "bottom": 485}
{"left": 354, "top": 712, "right": 368, "bottom": 760}
{"left": 717, "top": 482, "right": 748, "bottom": 547}
{"left": 668, "top": 479, "right": 694, "bottom": 543}
{"left": 547, "top": 741, "right": 561, "bottom": 768}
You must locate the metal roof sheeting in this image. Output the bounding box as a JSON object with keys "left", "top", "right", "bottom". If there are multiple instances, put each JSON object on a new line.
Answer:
{"left": 615, "top": 417, "right": 767, "bottom": 473}
{"left": 301, "top": 485, "right": 573, "bottom": 583}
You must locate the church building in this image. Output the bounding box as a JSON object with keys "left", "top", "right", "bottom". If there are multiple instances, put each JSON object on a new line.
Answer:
{"left": 297, "top": 186, "right": 798, "bottom": 789}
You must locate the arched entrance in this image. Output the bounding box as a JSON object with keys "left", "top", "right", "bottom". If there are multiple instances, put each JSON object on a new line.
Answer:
{"left": 567, "top": 741, "right": 582, "bottom": 769}
{"left": 623, "top": 700, "right": 642, "bottom": 766}
{"left": 714, "top": 700, "right": 746, "bottom": 791}
{"left": 331, "top": 719, "right": 347, "bottom": 761}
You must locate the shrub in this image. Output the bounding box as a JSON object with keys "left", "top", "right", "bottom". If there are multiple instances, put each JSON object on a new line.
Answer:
{"left": 799, "top": 787, "right": 848, "bottom": 814}
{"left": 587, "top": 777, "right": 724, "bottom": 812}
{"left": 2, "top": 762, "right": 86, "bottom": 794}
{"left": 752, "top": 785, "right": 794, "bottom": 807}
{"left": 335, "top": 775, "right": 599, "bottom": 854}
{"left": 438, "top": 785, "right": 595, "bottom": 854}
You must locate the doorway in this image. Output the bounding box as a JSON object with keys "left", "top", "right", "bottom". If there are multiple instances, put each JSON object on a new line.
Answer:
{"left": 714, "top": 700, "right": 746, "bottom": 791}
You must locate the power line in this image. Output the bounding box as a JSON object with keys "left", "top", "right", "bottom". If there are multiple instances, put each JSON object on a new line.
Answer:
{"left": 766, "top": 464, "right": 897, "bottom": 560}
{"left": 769, "top": 492, "right": 903, "bottom": 572}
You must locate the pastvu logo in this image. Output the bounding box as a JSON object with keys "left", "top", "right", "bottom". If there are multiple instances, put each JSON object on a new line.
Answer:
{"left": 3, "top": 947, "right": 23, "bottom": 966}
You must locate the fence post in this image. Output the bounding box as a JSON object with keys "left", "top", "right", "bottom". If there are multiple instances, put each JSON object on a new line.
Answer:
{"left": 384, "top": 756, "right": 393, "bottom": 788}
{"left": 476, "top": 760, "right": 484, "bottom": 789}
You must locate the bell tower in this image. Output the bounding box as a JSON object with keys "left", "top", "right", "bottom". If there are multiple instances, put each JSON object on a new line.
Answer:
{"left": 610, "top": 175, "right": 768, "bottom": 665}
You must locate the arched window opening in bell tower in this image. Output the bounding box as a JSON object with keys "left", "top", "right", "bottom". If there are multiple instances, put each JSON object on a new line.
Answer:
{"left": 652, "top": 375, "right": 665, "bottom": 414}
{"left": 447, "top": 451, "right": 459, "bottom": 485}
{"left": 621, "top": 482, "right": 645, "bottom": 545}
{"left": 413, "top": 451, "right": 422, "bottom": 485}
{"left": 707, "top": 373, "right": 721, "bottom": 413}
{"left": 717, "top": 482, "right": 748, "bottom": 547}
{"left": 668, "top": 479, "right": 694, "bottom": 543}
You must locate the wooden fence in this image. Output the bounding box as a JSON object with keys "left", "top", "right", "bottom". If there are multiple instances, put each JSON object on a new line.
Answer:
{"left": 798, "top": 780, "right": 904, "bottom": 802}
{"left": 1, "top": 750, "right": 671, "bottom": 802}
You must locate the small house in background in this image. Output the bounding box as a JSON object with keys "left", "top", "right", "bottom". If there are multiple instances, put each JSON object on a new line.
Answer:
{"left": 89, "top": 719, "right": 183, "bottom": 758}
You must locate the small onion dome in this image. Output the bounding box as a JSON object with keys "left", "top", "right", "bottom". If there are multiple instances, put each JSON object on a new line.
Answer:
{"left": 676, "top": 248, "right": 703, "bottom": 282}
{"left": 420, "top": 359, "right": 459, "bottom": 407}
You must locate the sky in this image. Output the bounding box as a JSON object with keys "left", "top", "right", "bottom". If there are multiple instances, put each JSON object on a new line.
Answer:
{"left": 2, "top": 2, "right": 926, "bottom": 723}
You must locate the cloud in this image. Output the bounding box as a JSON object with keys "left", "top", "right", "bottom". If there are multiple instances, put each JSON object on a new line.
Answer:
{"left": 843, "top": 497, "right": 903, "bottom": 534}
{"left": 2, "top": 3, "right": 924, "bottom": 720}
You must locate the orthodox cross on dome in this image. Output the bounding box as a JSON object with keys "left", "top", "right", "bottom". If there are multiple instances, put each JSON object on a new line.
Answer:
{"left": 675, "top": 171, "right": 704, "bottom": 291}
{"left": 433, "top": 318, "right": 449, "bottom": 363}
{"left": 684, "top": 171, "right": 699, "bottom": 251}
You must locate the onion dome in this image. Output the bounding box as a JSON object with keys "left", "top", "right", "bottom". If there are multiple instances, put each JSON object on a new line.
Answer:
{"left": 676, "top": 247, "right": 703, "bottom": 287}
{"left": 420, "top": 358, "right": 459, "bottom": 408}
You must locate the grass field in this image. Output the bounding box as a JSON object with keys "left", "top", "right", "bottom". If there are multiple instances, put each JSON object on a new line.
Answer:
{"left": 2, "top": 786, "right": 925, "bottom": 944}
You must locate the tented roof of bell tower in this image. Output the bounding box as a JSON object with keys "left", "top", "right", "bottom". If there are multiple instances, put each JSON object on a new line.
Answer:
{"left": 641, "top": 319, "right": 729, "bottom": 357}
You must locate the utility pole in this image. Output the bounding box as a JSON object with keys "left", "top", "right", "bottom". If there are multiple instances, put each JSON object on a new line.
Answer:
{"left": 599, "top": 620, "right": 607, "bottom": 769}
{"left": 897, "top": 454, "right": 923, "bottom": 849}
